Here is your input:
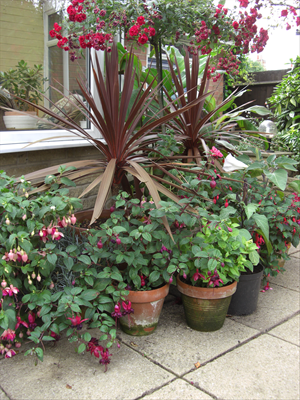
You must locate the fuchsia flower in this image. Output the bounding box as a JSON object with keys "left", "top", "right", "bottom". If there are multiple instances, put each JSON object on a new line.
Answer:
{"left": 122, "top": 301, "right": 134, "bottom": 316}
{"left": 207, "top": 269, "right": 223, "bottom": 287}
{"left": 5, "top": 349, "right": 16, "bottom": 358}
{"left": 67, "top": 315, "right": 88, "bottom": 329}
{"left": 2, "top": 285, "right": 19, "bottom": 297}
{"left": 111, "top": 302, "right": 122, "bottom": 319}
{"left": 1, "top": 329, "right": 16, "bottom": 342}
{"left": 193, "top": 269, "right": 205, "bottom": 282}
{"left": 15, "top": 316, "right": 29, "bottom": 330}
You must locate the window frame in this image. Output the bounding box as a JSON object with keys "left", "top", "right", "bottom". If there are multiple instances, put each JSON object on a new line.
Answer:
{"left": 0, "top": 2, "right": 103, "bottom": 155}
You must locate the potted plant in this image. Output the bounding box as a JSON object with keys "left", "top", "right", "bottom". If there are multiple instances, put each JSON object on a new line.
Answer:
{"left": 173, "top": 216, "right": 259, "bottom": 331}
{"left": 87, "top": 192, "right": 176, "bottom": 336}
{"left": 206, "top": 148, "right": 300, "bottom": 313}
{"left": 0, "top": 60, "right": 47, "bottom": 130}
{"left": 0, "top": 172, "right": 130, "bottom": 371}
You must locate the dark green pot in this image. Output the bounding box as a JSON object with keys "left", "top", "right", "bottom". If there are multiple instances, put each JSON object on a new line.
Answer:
{"left": 177, "top": 276, "right": 237, "bottom": 332}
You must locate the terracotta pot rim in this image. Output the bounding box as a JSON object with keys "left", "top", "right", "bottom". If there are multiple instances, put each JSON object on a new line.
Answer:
{"left": 177, "top": 275, "right": 237, "bottom": 299}
{"left": 125, "top": 283, "right": 170, "bottom": 303}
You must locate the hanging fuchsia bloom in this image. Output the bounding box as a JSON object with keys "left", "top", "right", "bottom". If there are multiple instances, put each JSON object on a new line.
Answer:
{"left": 207, "top": 269, "right": 223, "bottom": 287}
{"left": 193, "top": 269, "right": 205, "bottom": 282}
{"left": 67, "top": 315, "right": 88, "bottom": 329}
{"left": 99, "top": 348, "right": 112, "bottom": 371}
{"left": 1, "top": 329, "right": 16, "bottom": 342}
{"left": 5, "top": 349, "right": 16, "bottom": 358}
{"left": 2, "top": 285, "right": 19, "bottom": 297}
{"left": 225, "top": 199, "right": 229, "bottom": 208}
{"left": 111, "top": 303, "right": 122, "bottom": 319}
{"left": 122, "top": 301, "right": 134, "bottom": 316}
{"left": 15, "top": 316, "right": 29, "bottom": 330}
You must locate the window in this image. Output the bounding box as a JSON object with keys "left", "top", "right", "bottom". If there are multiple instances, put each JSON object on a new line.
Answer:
{"left": 0, "top": 0, "right": 100, "bottom": 154}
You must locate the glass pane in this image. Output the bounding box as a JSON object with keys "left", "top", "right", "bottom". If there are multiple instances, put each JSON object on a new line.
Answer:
{"left": 48, "top": 46, "right": 64, "bottom": 104}
{"left": 48, "top": 12, "right": 62, "bottom": 40}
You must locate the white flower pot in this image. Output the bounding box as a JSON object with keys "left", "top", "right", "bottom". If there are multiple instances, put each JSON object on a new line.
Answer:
{"left": 4, "top": 111, "right": 37, "bottom": 130}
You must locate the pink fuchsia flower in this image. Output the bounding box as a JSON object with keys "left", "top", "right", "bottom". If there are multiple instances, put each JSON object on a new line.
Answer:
{"left": 122, "top": 301, "right": 134, "bottom": 316}
{"left": 50, "top": 331, "right": 61, "bottom": 341}
{"left": 67, "top": 315, "right": 88, "bottom": 329}
{"left": 99, "top": 348, "right": 112, "bottom": 371}
{"left": 225, "top": 199, "right": 229, "bottom": 208}
{"left": 15, "top": 316, "right": 29, "bottom": 330}
{"left": 2, "top": 285, "right": 19, "bottom": 296}
{"left": 1, "top": 329, "right": 16, "bottom": 342}
{"left": 207, "top": 269, "right": 223, "bottom": 287}
{"left": 5, "top": 349, "right": 17, "bottom": 358}
{"left": 111, "top": 302, "right": 122, "bottom": 319}
{"left": 210, "top": 146, "right": 223, "bottom": 158}
{"left": 193, "top": 269, "right": 205, "bottom": 282}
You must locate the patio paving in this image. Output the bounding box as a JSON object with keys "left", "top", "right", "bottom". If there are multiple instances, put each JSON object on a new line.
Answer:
{"left": 0, "top": 252, "right": 299, "bottom": 400}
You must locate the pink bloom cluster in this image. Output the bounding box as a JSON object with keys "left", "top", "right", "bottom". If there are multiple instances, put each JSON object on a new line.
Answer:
{"left": 2, "top": 249, "right": 28, "bottom": 263}
{"left": 210, "top": 146, "right": 223, "bottom": 158}
{"left": 280, "top": 6, "right": 300, "bottom": 29}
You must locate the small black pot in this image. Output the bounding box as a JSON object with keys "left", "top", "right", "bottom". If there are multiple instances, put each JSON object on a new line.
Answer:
{"left": 228, "top": 264, "right": 263, "bottom": 316}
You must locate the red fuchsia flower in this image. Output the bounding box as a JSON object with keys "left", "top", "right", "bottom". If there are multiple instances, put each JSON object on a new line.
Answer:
{"left": 97, "top": 240, "right": 103, "bottom": 249}
{"left": 210, "top": 146, "right": 223, "bottom": 158}
{"left": 207, "top": 269, "right": 223, "bottom": 287}
{"left": 99, "top": 348, "right": 112, "bottom": 371}
{"left": 2, "top": 284, "right": 19, "bottom": 297}
{"left": 1, "top": 329, "right": 16, "bottom": 342}
{"left": 122, "top": 301, "right": 134, "bottom": 316}
{"left": 28, "top": 312, "right": 37, "bottom": 329}
{"left": 225, "top": 199, "right": 229, "bottom": 208}
{"left": 111, "top": 303, "right": 122, "bottom": 322}
{"left": 67, "top": 315, "right": 88, "bottom": 329}
{"left": 261, "top": 281, "right": 272, "bottom": 292}
{"left": 50, "top": 331, "right": 61, "bottom": 341}
{"left": 139, "top": 273, "right": 146, "bottom": 287}
{"left": 15, "top": 316, "right": 29, "bottom": 330}
{"left": 5, "top": 349, "right": 16, "bottom": 358}
{"left": 51, "top": 227, "right": 64, "bottom": 241}
{"left": 193, "top": 269, "right": 205, "bottom": 282}
{"left": 210, "top": 180, "right": 217, "bottom": 189}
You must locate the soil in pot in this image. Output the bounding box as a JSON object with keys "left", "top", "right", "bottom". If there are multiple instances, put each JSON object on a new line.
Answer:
{"left": 177, "top": 276, "right": 237, "bottom": 332}
{"left": 228, "top": 263, "right": 263, "bottom": 316}
{"left": 119, "top": 284, "right": 170, "bottom": 336}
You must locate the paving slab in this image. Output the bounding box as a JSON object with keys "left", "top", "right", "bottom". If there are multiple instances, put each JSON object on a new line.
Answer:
{"left": 269, "top": 257, "right": 300, "bottom": 291}
{"left": 0, "top": 389, "right": 9, "bottom": 400}
{"left": 118, "top": 301, "right": 259, "bottom": 376}
{"left": 185, "top": 334, "right": 300, "bottom": 400}
{"left": 0, "top": 334, "right": 174, "bottom": 400}
{"left": 268, "top": 313, "right": 300, "bottom": 346}
{"left": 289, "top": 243, "right": 300, "bottom": 256}
{"left": 141, "top": 378, "right": 214, "bottom": 400}
{"left": 231, "top": 283, "right": 300, "bottom": 331}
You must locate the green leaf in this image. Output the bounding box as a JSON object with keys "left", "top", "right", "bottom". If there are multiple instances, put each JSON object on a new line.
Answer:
{"left": 78, "top": 255, "right": 91, "bottom": 265}
{"left": 149, "top": 270, "right": 160, "bottom": 283}
{"left": 47, "top": 253, "right": 57, "bottom": 265}
{"left": 83, "top": 332, "right": 91, "bottom": 342}
{"left": 60, "top": 177, "right": 76, "bottom": 187}
{"left": 249, "top": 250, "right": 260, "bottom": 265}
{"left": 35, "top": 347, "right": 43, "bottom": 362}
{"left": 42, "top": 336, "right": 55, "bottom": 341}
{"left": 253, "top": 214, "right": 269, "bottom": 241}
{"left": 288, "top": 180, "right": 300, "bottom": 194}
{"left": 244, "top": 203, "right": 257, "bottom": 220}
{"left": 264, "top": 169, "right": 288, "bottom": 191}
{"left": 64, "top": 258, "right": 74, "bottom": 271}
{"left": 78, "top": 343, "right": 86, "bottom": 354}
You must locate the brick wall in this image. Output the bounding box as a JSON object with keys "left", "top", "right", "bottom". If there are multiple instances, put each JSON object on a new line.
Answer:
{"left": 209, "top": 75, "right": 224, "bottom": 106}
{"left": 0, "top": 146, "right": 104, "bottom": 210}
{"left": 0, "top": 0, "right": 44, "bottom": 71}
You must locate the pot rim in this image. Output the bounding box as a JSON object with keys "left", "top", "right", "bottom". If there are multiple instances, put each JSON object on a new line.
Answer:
{"left": 177, "top": 275, "right": 237, "bottom": 299}
{"left": 125, "top": 283, "right": 170, "bottom": 303}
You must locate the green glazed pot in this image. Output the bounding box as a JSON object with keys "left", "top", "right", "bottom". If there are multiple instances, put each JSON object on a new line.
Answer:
{"left": 177, "top": 275, "right": 237, "bottom": 332}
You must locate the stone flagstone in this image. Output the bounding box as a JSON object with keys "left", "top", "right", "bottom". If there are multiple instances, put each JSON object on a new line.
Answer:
{"left": 268, "top": 313, "right": 300, "bottom": 346}
{"left": 185, "top": 335, "right": 300, "bottom": 400}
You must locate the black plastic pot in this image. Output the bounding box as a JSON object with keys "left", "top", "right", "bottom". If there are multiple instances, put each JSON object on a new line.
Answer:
{"left": 228, "top": 264, "right": 263, "bottom": 316}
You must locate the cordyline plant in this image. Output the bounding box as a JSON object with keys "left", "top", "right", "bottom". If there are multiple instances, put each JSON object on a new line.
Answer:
{"left": 161, "top": 49, "right": 270, "bottom": 169}
{"left": 21, "top": 44, "right": 203, "bottom": 228}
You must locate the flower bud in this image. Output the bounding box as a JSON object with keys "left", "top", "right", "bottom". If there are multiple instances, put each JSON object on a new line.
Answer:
{"left": 5, "top": 218, "right": 10, "bottom": 225}
{"left": 70, "top": 214, "right": 77, "bottom": 225}
{"left": 183, "top": 272, "right": 187, "bottom": 280}
{"left": 15, "top": 342, "right": 21, "bottom": 348}
{"left": 116, "top": 237, "right": 121, "bottom": 245}
{"left": 97, "top": 240, "right": 103, "bottom": 249}
{"left": 169, "top": 276, "right": 173, "bottom": 284}
{"left": 31, "top": 272, "right": 36, "bottom": 279}
{"left": 210, "top": 180, "right": 217, "bottom": 189}
{"left": 19, "top": 332, "right": 23, "bottom": 338}
{"left": 22, "top": 214, "right": 27, "bottom": 221}
{"left": 1, "top": 280, "right": 7, "bottom": 288}
{"left": 49, "top": 282, "right": 54, "bottom": 289}
{"left": 25, "top": 192, "right": 29, "bottom": 198}
{"left": 37, "top": 274, "right": 41, "bottom": 282}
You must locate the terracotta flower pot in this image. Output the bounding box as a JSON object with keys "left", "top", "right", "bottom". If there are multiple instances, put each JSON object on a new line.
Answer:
{"left": 119, "top": 283, "right": 170, "bottom": 336}
{"left": 177, "top": 275, "right": 237, "bottom": 332}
